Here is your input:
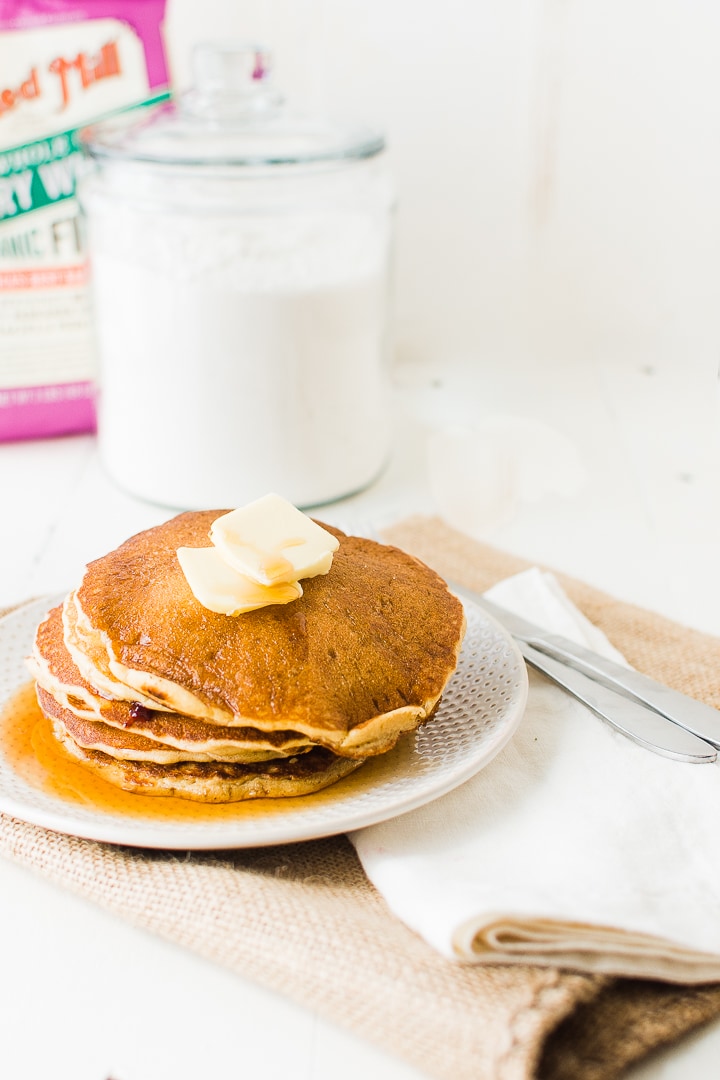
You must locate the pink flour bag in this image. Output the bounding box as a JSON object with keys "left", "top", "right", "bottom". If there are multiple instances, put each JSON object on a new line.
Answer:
{"left": 0, "top": 0, "right": 169, "bottom": 441}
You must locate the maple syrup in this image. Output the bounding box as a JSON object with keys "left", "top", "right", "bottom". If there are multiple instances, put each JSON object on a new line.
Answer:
{"left": 0, "top": 681, "right": 403, "bottom": 827}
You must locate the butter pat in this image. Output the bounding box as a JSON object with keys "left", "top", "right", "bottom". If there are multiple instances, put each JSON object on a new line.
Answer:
{"left": 210, "top": 493, "right": 340, "bottom": 586}
{"left": 177, "top": 546, "right": 303, "bottom": 615}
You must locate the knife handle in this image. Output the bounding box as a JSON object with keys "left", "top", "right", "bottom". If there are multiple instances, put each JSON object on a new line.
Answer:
{"left": 520, "top": 641, "right": 717, "bottom": 764}
{"left": 530, "top": 634, "right": 720, "bottom": 749}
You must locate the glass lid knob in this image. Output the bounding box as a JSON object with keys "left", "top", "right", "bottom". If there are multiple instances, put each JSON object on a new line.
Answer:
{"left": 182, "top": 43, "right": 283, "bottom": 120}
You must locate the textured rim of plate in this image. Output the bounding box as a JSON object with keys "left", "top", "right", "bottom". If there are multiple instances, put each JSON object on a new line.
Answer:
{"left": 0, "top": 595, "right": 528, "bottom": 850}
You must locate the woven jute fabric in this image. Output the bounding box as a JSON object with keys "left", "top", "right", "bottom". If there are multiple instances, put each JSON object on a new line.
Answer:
{"left": 2, "top": 514, "right": 720, "bottom": 1080}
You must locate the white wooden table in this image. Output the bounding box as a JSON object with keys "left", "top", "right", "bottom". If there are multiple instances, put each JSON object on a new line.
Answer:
{"left": 1, "top": 351, "right": 719, "bottom": 1079}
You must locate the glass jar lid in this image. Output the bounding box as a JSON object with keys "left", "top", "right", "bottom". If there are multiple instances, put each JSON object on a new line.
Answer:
{"left": 80, "top": 43, "right": 385, "bottom": 168}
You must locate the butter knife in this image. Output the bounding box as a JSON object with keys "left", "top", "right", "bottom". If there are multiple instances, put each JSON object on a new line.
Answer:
{"left": 518, "top": 639, "right": 715, "bottom": 763}
{"left": 450, "top": 584, "right": 718, "bottom": 763}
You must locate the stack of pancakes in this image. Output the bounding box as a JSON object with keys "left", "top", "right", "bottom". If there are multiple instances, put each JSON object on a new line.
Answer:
{"left": 28, "top": 511, "right": 466, "bottom": 802}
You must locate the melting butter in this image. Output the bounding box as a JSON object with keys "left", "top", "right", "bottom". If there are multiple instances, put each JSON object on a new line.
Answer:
{"left": 176, "top": 494, "right": 340, "bottom": 616}
{"left": 210, "top": 493, "right": 339, "bottom": 585}
{"left": 177, "top": 546, "right": 303, "bottom": 615}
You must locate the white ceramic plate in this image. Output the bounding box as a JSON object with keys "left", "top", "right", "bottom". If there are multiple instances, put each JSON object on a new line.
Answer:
{"left": 0, "top": 596, "right": 528, "bottom": 850}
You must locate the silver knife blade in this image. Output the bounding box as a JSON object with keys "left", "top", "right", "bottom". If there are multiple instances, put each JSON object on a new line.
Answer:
{"left": 449, "top": 582, "right": 720, "bottom": 751}
{"left": 519, "top": 639, "right": 716, "bottom": 763}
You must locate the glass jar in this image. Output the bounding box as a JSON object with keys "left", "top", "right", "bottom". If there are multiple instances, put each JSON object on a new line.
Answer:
{"left": 78, "top": 43, "right": 395, "bottom": 509}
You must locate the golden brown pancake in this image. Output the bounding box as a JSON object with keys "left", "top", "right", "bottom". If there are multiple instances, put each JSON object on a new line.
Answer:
{"left": 28, "top": 512, "right": 465, "bottom": 802}
{"left": 51, "top": 718, "right": 362, "bottom": 802}
{"left": 30, "top": 606, "right": 315, "bottom": 761}
{"left": 70, "top": 514, "right": 466, "bottom": 757}
{"left": 36, "top": 687, "right": 313, "bottom": 765}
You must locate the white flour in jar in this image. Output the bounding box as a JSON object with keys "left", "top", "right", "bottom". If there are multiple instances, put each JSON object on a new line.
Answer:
{"left": 84, "top": 196, "right": 393, "bottom": 508}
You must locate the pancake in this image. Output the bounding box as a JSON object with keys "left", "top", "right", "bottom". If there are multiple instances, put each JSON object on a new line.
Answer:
{"left": 27, "top": 509, "right": 466, "bottom": 802}
{"left": 31, "top": 606, "right": 315, "bottom": 761}
{"left": 36, "top": 686, "right": 315, "bottom": 765}
{"left": 38, "top": 688, "right": 221, "bottom": 764}
{"left": 64, "top": 587, "right": 213, "bottom": 717}
{"left": 70, "top": 513, "right": 466, "bottom": 757}
{"left": 50, "top": 719, "right": 362, "bottom": 802}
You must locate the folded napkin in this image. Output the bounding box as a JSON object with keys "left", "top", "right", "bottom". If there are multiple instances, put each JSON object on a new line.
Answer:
{"left": 352, "top": 566, "right": 720, "bottom": 984}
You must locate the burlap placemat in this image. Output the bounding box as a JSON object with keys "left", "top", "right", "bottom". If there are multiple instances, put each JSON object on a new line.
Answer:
{"left": 2, "top": 514, "right": 720, "bottom": 1080}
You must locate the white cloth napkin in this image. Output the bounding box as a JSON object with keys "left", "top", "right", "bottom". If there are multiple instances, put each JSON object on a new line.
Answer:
{"left": 350, "top": 568, "right": 720, "bottom": 984}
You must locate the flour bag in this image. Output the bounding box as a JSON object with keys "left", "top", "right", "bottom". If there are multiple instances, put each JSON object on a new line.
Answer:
{"left": 0, "top": 0, "right": 170, "bottom": 441}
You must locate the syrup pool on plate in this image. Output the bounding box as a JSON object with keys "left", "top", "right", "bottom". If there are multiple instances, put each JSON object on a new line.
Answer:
{"left": 0, "top": 682, "right": 404, "bottom": 826}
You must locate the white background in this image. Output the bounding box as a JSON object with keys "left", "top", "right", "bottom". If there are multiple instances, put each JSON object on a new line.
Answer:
{"left": 165, "top": 0, "right": 720, "bottom": 374}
